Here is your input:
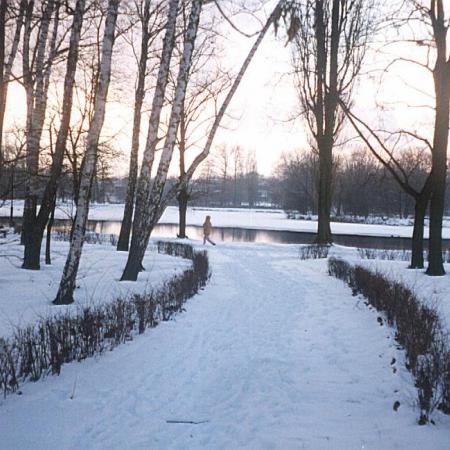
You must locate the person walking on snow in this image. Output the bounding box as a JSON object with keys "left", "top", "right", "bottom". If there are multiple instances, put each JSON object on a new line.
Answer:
{"left": 202, "top": 215, "right": 216, "bottom": 245}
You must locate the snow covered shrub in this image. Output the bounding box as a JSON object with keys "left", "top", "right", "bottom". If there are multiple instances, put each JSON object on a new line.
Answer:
{"left": 327, "top": 258, "right": 352, "bottom": 283}
{"left": 0, "top": 339, "right": 19, "bottom": 397}
{"left": 416, "top": 354, "right": 437, "bottom": 424}
{"left": 157, "top": 240, "right": 195, "bottom": 260}
{"left": 357, "top": 248, "right": 450, "bottom": 264}
{"left": 438, "top": 349, "right": 450, "bottom": 415}
{"left": 299, "top": 244, "right": 329, "bottom": 260}
{"left": 328, "top": 257, "right": 450, "bottom": 423}
{"left": 0, "top": 242, "right": 210, "bottom": 398}
{"left": 53, "top": 230, "right": 118, "bottom": 246}
{"left": 357, "top": 248, "right": 411, "bottom": 261}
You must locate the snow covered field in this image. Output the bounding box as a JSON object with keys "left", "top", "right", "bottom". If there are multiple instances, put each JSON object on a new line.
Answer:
{"left": 1, "top": 242, "right": 450, "bottom": 449}
{"left": 2, "top": 200, "right": 450, "bottom": 238}
{"left": 0, "top": 236, "right": 189, "bottom": 337}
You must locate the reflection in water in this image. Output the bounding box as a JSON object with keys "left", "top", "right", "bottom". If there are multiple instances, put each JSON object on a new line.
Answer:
{"left": 2, "top": 216, "right": 448, "bottom": 250}
{"left": 30, "top": 219, "right": 448, "bottom": 250}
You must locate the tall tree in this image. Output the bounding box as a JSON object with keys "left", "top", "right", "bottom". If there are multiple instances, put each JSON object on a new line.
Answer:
{"left": 121, "top": 0, "right": 203, "bottom": 281}
{"left": 424, "top": 0, "right": 450, "bottom": 275}
{"left": 339, "top": 103, "right": 433, "bottom": 268}
{"left": 21, "top": 0, "right": 60, "bottom": 250}
{"left": 174, "top": 26, "right": 230, "bottom": 238}
{"left": 54, "top": 0, "right": 121, "bottom": 304}
{"left": 22, "top": 0, "right": 87, "bottom": 269}
{"left": 338, "top": 0, "right": 450, "bottom": 273}
{"left": 117, "top": 0, "right": 165, "bottom": 251}
{"left": 283, "top": 0, "right": 376, "bottom": 243}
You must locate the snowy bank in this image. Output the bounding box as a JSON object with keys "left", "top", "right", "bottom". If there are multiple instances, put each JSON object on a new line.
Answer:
{"left": 0, "top": 236, "right": 190, "bottom": 337}
{"left": 2, "top": 201, "right": 450, "bottom": 239}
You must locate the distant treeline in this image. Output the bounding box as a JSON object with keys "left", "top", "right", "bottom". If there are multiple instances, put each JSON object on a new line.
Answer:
{"left": 2, "top": 147, "right": 450, "bottom": 219}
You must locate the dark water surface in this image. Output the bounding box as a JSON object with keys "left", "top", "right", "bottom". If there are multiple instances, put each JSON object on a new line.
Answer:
{"left": 2, "top": 217, "right": 446, "bottom": 251}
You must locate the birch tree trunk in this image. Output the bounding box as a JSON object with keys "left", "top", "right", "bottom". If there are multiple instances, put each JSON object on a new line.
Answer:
{"left": 117, "top": 0, "right": 152, "bottom": 252}
{"left": 0, "top": 0, "right": 25, "bottom": 179}
{"left": 129, "top": 0, "right": 179, "bottom": 245}
{"left": 54, "top": 0, "right": 121, "bottom": 304}
{"left": 0, "top": 0, "right": 8, "bottom": 178}
{"left": 121, "top": 0, "right": 203, "bottom": 281}
{"left": 177, "top": 113, "right": 188, "bottom": 238}
{"left": 22, "top": 0, "right": 87, "bottom": 270}
{"left": 22, "top": 0, "right": 57, "bottom": 252}
{"left": 45, "top": 194, "right": 56, "bottom": 265}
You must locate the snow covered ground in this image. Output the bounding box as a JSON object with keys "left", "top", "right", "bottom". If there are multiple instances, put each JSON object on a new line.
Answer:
{"left": 325, "top": 245, "right": 450, "bottom": 334}
{"left": 1, "top": 242, "right": 450, "bottom": 449}
{"left": 2, "top": 200, "right": 450, "bottom": 238}
{"left": 0, "top": 236, "right": 189, "bottom": 337}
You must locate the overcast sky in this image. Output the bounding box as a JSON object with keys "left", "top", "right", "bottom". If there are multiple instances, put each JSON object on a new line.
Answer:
{"left": 4, "top": 0, "right": 443, "bottom": 177}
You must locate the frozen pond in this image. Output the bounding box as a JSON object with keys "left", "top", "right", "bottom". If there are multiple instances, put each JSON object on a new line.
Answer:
{"left": 3, "top": 217, "right": 449, "bottom": 250}
{"left": 45, "top": 219, "right": 450, "bottom": 250}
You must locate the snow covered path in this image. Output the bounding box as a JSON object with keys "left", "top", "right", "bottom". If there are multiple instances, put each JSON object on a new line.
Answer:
{"left": 1, "top": 243, "right": 449, "bottom": 449}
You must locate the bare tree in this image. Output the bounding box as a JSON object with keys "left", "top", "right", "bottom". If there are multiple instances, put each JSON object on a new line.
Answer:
{"left": 281, "top": 0, "right": 377, "bottom": 243}
{"left": 54, "top": 0, "right": 121, "bottom": 304}
{"left": 174, "top": 20, "right": 230, "bottom": 238}
{"left": 0, "top": 0, "right": 26, "bottom": 182}
{"left": 338, "top": 0, "right": 450, "bottom": 274}
{"left": 21, "top": 0, "right": 61, "bottom": 249}
{"left": 244, "top": 149, "right": 258, "bottom": 207}
{"left": 116, "top": 0, "right": 165, "bottom": 251}
{"left": 161, "top": 0, "right": 286, "bottom": 219}
{"left": 22, "top": 0, "right": 88, "bottom": 269}
{"left": 421, "top": 0, "right": 450, "bottom": 275}
{"left": 216, "top": 144, "right": 230, "bottom": 206}
{"left": 340, "top": 103, "right": 433, "bottom": 268}
{"left": 275, "top": 149, "right": 318, "bottom": 214}
{"left": 121, "top": 0, "right": 203, "bottom": 281}
{"left": 121, "top": 0, "right": 280, "bottom": 280}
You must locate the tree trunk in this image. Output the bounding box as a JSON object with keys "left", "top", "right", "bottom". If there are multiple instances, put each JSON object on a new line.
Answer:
{"left": 22, "top": 0, "right": 86, "bottom": 269}
{"left": 426, "top": 10, "right": 449, "bottom": 276}
{"left": 177, "top": 187, "right": 188, "bottom": 238}
{"left": 0, "top": 0, "right": 6, "bottom": 178}
{"left": 45, "top": 200, "right": 55, "bottom": 265}
{"left": 410, "top": 195, "right": 428, "bottom": 269}
{"left": 22, "top": 0, "right": 57, "bottom": 255}
{"left": 9, "top": 166, "right": 14, "bottom": 226}
{"left": 120, "top": 0, "right": 179, "bottom": 279}
{"left": 316, "top": 139, "right": 333, "bottom": 243}
{"left": 315, "top": 0, "right": 339, "bottom": 244}
{"left": 0, "top": 0, "right": 25, "bottom": 180}
{"left": 54, "top": 0, "right": 120, "bottom": 304}
{"left": 117, "top": 0, "right": 151, "bottom": 252}
{"left": 122, "top": 0, "right": 201, "bottom": 281}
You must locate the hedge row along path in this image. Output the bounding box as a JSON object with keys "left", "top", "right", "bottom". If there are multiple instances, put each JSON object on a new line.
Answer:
{"left": 1, "top": 242, "right": 450, "bottom": 448}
